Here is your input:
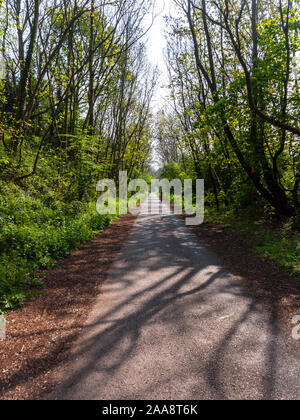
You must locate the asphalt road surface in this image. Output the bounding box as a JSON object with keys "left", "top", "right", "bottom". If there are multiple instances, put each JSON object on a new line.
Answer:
{"left": 51, "top": 194, "right": 300, "bottom": 400}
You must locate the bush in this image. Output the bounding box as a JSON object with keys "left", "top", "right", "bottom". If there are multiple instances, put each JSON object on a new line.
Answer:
{"left": 0, "top": 254, "right": 42, "bottom": 312}
{"left": 0, "top": 186, "right": 115, "bottom": 313}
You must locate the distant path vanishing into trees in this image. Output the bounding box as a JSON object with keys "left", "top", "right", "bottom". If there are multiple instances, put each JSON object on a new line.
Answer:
{"left": 51, "top": 194, "right": 300, "bottom": 400}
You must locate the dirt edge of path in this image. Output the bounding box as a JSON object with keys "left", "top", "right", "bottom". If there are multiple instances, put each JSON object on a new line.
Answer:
{"left": 0, "top": 212, "right": 138, "bottom": 400}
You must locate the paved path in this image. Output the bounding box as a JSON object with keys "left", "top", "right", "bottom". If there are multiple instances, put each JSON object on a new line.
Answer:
{"left": 52, "top": 194, "right": 300, "bottom": 400}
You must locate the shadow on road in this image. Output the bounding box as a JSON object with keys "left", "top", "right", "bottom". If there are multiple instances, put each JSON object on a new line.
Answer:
{"left": 1, "top": 196, "right": 299, "bottom": 400}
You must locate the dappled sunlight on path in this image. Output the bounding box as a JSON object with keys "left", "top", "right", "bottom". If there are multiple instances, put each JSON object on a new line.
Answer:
{"left": 51, "top": 195, "right": 300, "bottom": 400}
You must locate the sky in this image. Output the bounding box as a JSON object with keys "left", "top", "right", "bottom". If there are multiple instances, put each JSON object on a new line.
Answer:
{"left": 146, "top": 0, "right": 173, "bottom": 112}
{"left": 143, "top": 0, "right": 174, "bottom": 170}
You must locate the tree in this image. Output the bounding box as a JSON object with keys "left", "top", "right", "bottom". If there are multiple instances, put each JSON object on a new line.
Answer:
{"left": 164, "top": 0, "right": 299, "bottom": 217}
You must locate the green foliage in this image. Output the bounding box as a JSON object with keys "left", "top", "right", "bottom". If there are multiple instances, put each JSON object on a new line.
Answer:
{"left": 0, "top": 0, "right": 152, "bottom": 314}
{"left": 164, "top": 0, "right": 299, "bottom": 220}
{"left": 291, "top": 208, "right": 300, "bottom": 232}
{"left": 0, "top": 184, "right": 115, "bottom": 313}
{"left": 205, "top": 209, "right": 300, "bottom": 275}
{"left": 160, "top": 162, "right": 188, "bottom": 182}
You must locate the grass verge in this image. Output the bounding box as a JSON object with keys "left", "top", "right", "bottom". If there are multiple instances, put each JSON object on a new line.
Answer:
{"left": 204, "top": 208, "right": 300, "bottom": 275}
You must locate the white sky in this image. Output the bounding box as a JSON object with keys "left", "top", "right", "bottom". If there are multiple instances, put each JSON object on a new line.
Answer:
{"left": 145, "top": 0, "right": 174, "bottom": 170}
{"left": 146, "top": 0, "right": 172, "bottom": 112}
